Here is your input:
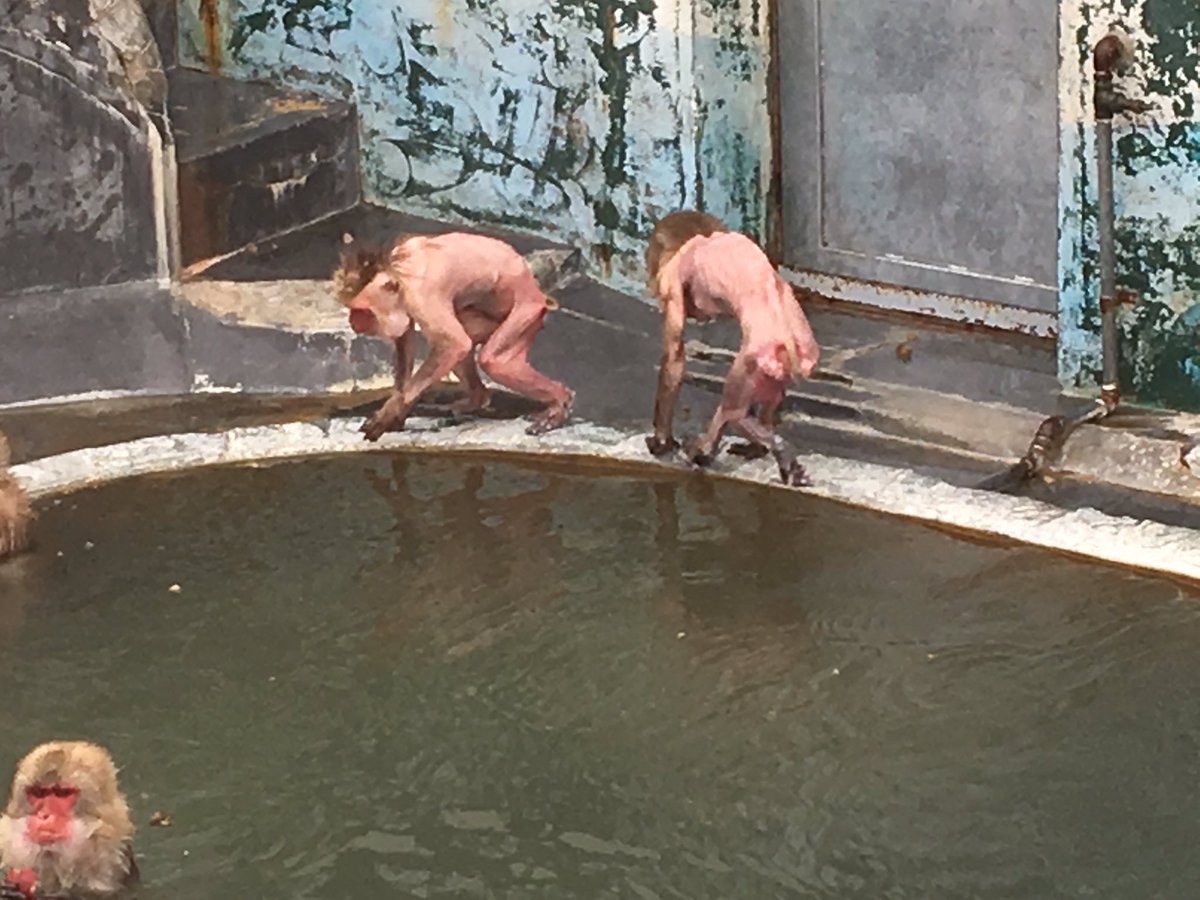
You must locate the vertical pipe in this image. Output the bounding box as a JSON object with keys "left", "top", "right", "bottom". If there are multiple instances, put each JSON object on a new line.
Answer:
{"left": 1096, "top": 116, "right": 1119, "bottom": 404}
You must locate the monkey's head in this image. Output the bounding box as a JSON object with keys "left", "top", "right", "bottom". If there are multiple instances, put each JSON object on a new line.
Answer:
{"left": 332, "top": 239, "right": 413, "bottom": 339}
{"left": 0, "top": 741, "right": 134, "bottom": 894}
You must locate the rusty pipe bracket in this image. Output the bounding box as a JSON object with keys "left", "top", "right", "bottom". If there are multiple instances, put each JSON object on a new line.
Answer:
{"left": 1093, "top": 31, "right": 1153, "bottom": 120}
{"left": 1095, "top": 82, "right": 1155, "bottom": 119}
{"left": 1099, "top": 289, "right": 1138, "bottom": 313}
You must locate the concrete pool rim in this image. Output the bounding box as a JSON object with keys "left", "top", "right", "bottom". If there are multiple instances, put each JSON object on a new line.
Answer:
{"left": 8, "top": 415, "right": 1200, "bottom": 585}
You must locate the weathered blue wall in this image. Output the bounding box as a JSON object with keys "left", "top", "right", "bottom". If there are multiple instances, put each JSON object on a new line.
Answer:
{"left": 176, "top": 0, "right": 770, "bottom": 292}
{"left": 1060, "top": 0, "right": 1200, "bottom": 411}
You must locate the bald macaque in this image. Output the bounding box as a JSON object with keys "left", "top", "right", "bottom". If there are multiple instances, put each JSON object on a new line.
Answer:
{"left": 333, "top": 232, "right": 575, "bottom": 441}
{"left": 0, "top": 434, "right": 32, "bottom": 562}
{"left": 645, "top": 210, "right": 820, "bottom": 486}
{"left": 0, "top": 742, "right": 138, "bottom": 899}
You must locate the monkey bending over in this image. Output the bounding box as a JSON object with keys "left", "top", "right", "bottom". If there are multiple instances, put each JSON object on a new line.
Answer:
{"left": 0, "top": 433, "right": 32, "bottom": 562}
{"left": 0, "top": 742, "right": 138, "bottom": 899}
{"left": 645, "top": 211, "right": 820, "bottom": 486}
{"left": 333, "top": 232, "right": 575, "bottom": 441}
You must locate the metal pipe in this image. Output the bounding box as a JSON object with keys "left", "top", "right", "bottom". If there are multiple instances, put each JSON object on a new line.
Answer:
{"left": 973, "top": 30, "right": 1150, "bottom": 494}
{"left": 1096, "top": 115, "right": 1120, "bottom": 406}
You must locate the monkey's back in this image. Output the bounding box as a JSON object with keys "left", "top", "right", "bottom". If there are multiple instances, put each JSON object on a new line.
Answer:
{"left": 645, "top": 210, "right": 726, "bottom": 291}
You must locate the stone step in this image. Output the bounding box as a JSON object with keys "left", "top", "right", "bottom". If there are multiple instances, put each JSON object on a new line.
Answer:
{"left": 169, "top": 68, "right": 359, "bottom": 266}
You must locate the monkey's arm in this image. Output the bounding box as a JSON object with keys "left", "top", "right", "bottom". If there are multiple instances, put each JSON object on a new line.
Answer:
{"left": 362, "top": 300, "right": 472, "bottom": 442}
{"left": 647, "top": 289, "right": 687, "bottom": 456}
{"left": 393, "top": 327, "right": 416, "bottom": 391}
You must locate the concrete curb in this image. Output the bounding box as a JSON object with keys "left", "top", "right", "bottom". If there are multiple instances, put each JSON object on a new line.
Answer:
{"left": 10, "top": 417, "right": 1200, "bottom": 584}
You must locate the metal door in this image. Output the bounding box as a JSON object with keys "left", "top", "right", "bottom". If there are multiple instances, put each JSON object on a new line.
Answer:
{"left": 778, "top": 0, "right": 1059, "bottom": 320}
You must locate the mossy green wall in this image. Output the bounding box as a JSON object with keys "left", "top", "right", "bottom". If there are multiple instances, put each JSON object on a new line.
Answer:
{"left": 177, "top": 0, "right": 771, "bottom": 293}
{"left": 1060, "top": 0, "right": 1200, "bottom": 411}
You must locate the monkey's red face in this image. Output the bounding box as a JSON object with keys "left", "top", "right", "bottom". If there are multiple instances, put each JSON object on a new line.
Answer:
{"left": 24, "top": 784, "right": 78, "bottom": 845}
{"left": 345, "top": 274, "right": 411, "bottom": 339}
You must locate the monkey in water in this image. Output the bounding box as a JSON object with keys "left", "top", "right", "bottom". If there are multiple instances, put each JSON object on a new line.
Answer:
{"left": 333, "top": 232, "right": 575, "bottom": 441}
{"left": 0, "top": 742, "right": 138, "bottom": 899}
{"left": 0, "top": 433, "right": 32, "bottom": 562}
{"left": 644, "top": 210, "right": 820, "bottom": 486}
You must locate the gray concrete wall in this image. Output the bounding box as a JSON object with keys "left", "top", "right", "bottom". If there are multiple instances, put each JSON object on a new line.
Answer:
{"left": 0, "top": 0, "right": 161, "bottom": 295}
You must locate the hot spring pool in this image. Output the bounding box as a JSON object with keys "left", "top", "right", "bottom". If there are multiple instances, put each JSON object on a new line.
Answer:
{"left": 0, "top": 454, "right": 1196, "bottom": 898}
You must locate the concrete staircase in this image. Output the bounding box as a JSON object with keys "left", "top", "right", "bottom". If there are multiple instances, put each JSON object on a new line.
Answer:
{"left": 168, "top": 68, "right": 360, "bottom": 267}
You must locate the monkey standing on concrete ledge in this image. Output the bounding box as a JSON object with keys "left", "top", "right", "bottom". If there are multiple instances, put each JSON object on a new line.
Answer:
{"left": 332, "top": 232, "right": 575, "bottom": 441}
{"left": 644, "top": 210, "right": 821, "bottom": 487}
{"left": 0, "top": 433, "right": 32, "bottom": 562}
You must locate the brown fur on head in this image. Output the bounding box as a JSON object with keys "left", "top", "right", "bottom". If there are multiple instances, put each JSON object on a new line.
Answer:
{"left": 332, "top": 242, "right": 388, "bottom": 307}
{"left": 0, "top": 433, "right": 32, "bottom": 562}
{"left": 332, "top": 233, "right": 420, "bottom": 307}
{"left": 645, "top": 210, "right": 726, "bottom": 294}
{"left": 0, "top": 741, "right": 136, "bottom": 896}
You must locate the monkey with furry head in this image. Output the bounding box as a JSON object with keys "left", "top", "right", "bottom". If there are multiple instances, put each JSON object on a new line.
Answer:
{"left": 644, "top": 210, "right": 820, "bottom": 486}
{"left": 0, "top": 433, "right": 33, "bottom": 562}
{"left": 332, "top": 232, "right": 575, "bottom": 440}
{"left": 0, "top": 742, "right": 138, "bottom": 899}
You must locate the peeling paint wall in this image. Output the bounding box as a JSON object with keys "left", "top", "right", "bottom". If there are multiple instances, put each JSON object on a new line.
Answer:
{"left": 1060, "top": 0, "right": 1200, "bottom": 411}
{"left": 175, "top": 0, "right": 770, "bottom": 292}
{"left": 1, "top": 0, "right": 166, "bottom": 295}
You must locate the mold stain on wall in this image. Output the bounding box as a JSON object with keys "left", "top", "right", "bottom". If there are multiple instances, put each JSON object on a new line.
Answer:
{"left": 177, "top": 0, "right": 772, "bottom": 293}
{"left": 1060, "top": 0, "right": 1200, "bottom": 411}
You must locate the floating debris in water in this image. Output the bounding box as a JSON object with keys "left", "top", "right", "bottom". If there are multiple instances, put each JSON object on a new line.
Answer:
{"left": 168, "top": 584, "right": 181, "bottom": 594}
{"left": 149, "top": 811, "right": 172, "bottom": 827}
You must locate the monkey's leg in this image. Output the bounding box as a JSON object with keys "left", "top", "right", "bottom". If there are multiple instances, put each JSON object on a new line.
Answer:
{"left": 479, "top": 285, "right": 574, "bottom": 435}
{"left": 687, "top": 354, "right": 756, "bottom": 466}
{"left": 647, "top": 280, "right": 688, "bottom": 457}
{"left": 730, "top": 414, "right": 811, "bottom": 487}
{"left": 450, "top": 354, "right": 492, "bottom": 414}
{"left": 447, "top": 311, "right": 497, "bottom": 414}
{"left": 728, "top": 399, "right": 775, "bottom": 460}
{"left": 363, "top": 328, "right": 473, "bottom": 442}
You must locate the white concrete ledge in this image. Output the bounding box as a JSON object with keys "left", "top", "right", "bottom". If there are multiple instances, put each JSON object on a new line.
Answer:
{"left": 9, "top": 417, "right": 1200, "bottom": 584}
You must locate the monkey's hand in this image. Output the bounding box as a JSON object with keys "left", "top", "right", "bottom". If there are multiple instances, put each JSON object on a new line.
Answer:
{"left": 683, "top": 434, "right": 716, "bottom": 468}
{"left": 645, "top": 434, "right": 680, "bottom": 457}
{"left": 361, "top": 396, "right": 409, "bottom": 442}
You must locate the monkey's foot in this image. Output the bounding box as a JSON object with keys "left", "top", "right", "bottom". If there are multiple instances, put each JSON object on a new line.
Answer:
{"left": 683, "top": 435, "right": 716, "bottom": 468}
{"left": 645, "top": 434, "right": 681, "bottom": 457}
{"left": 779, "top": 459, "right": 812, "bottom": 488}
{"left": 526, "top": 393, "right": 574, "bottom": 436}
{"left": 727, "top": 441, "right": 769, "bottom": 460}
{"left": 450, "top": 390, "right": 492, "bottom": 415}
